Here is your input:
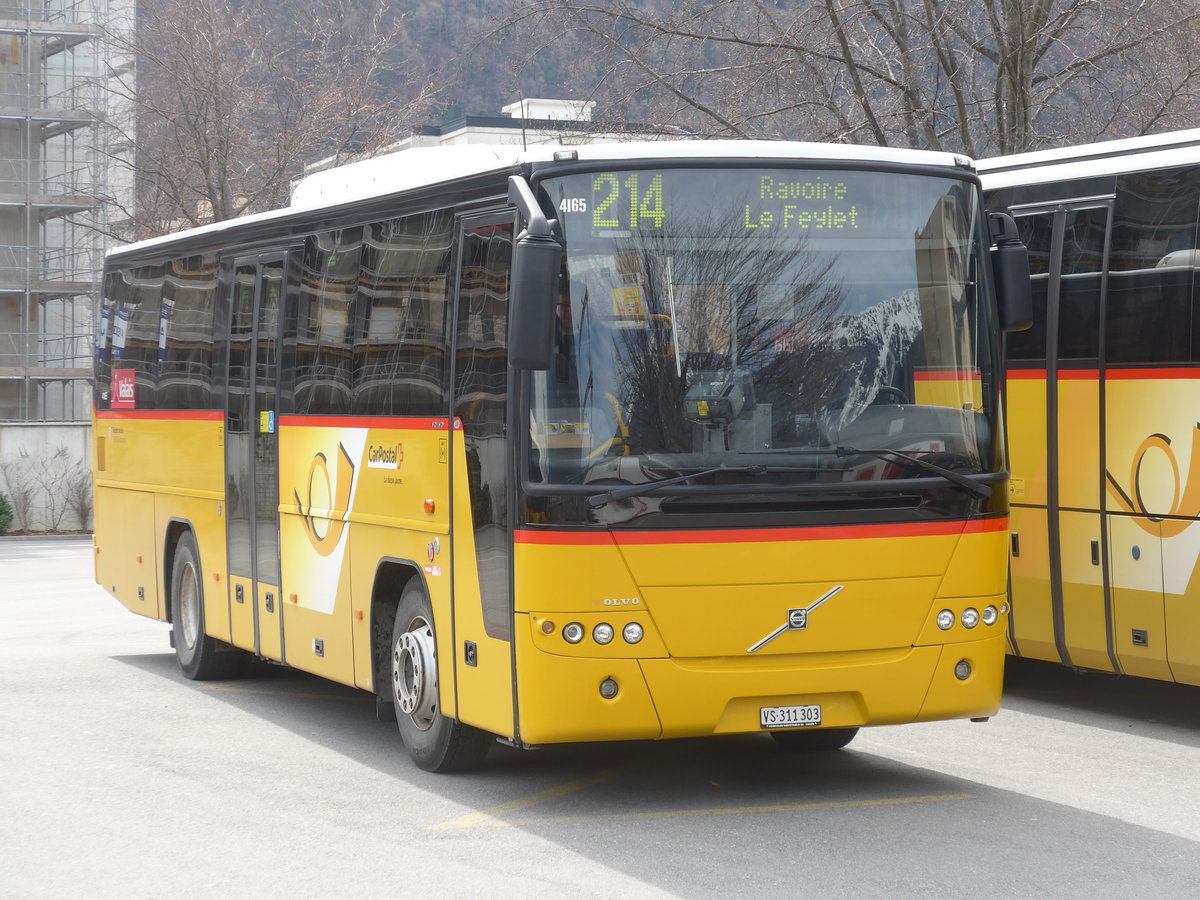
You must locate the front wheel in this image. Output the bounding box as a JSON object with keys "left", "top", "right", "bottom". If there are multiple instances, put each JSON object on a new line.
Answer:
{"left": 771, "top": 727, "right": 859, "bottom": 752}
{"left": 171, "top": 532, "right": 247, "bottom": 680}
{"left": 391, "top": 582, "right": 492, "bottom": 772}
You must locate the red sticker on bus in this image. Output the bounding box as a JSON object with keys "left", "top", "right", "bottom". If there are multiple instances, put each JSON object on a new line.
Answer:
{"left": 111, "top": 368, "right": 137, "bottom": 409}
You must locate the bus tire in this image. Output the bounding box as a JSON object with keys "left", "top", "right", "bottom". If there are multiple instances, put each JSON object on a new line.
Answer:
{"left": 771, "top": 727, "right": 859, "bottom": 752}
{"left": 171, "top": 531, "right": 247, "bottom": 680}
{"left": 391, "top": 581, "right": 492, "bottom": 772}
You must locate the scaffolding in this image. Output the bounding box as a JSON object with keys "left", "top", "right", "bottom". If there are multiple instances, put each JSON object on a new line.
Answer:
{"left": 0, "top": 1, "right": 111, "bottom": 422}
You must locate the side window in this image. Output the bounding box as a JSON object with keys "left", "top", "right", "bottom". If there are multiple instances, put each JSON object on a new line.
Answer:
{"left": 110, "top": 264, "right": 164, "bottom": 410}
{"left": 1107, "top": 169, "right": 1200, "bottom": 365}
{"left": 95, "top": 271, "right": 120, "bottom": 408}
{"left": 1057, "top": 206, "right": 1106, "bottom": 361}
{"left": 1006, "top": 213, "right": 1050, "bottom": 363}
{"left": 352, "top": 210, "right": 453, "bottom": 416}
{"left": 158, "top": 254, "right": 217, "bottom": 409}
{"left": 1004, "top": 207, "right": 1106, "bottom": 363}
{"left": 290, "top": 229, "right": 360, "bottom": 415}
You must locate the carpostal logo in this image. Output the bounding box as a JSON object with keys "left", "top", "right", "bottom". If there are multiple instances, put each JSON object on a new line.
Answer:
{"left": 296, "top": 443, "right": 356, "bottom": 557}
{"left": 367, "top": 442, "right": 404, "bottom": 470}
{"left": 1109, "top": 427, "right": 1200, "bottom": 537}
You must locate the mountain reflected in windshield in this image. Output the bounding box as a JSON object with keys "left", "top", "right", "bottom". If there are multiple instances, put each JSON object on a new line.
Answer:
{"left": 527, "top": 166, "right": 1000, "bottom": 524}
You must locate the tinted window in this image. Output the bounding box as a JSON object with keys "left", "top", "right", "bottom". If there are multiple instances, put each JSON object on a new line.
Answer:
{"left": 1005, "top": 207, "right": 1106, "bottom": 363}
{"left": 94, "top": 272, "right": 119, "bottom": 408}
{"left": 1006, "top": 213, "right": 1050, "bottom": 362}
{"left": 1057, "top": 206, "right": 1107, "bottom": 361}
{"left": 158, "top": 254, "right": 218, "bottom": 409}
{"left": 109, "top": 264, "right": 163, "bottom": 409}
{"left": 1106, "top": 169, "right": 1199, "bottom": 364}
{"left": 288, "top": 229, "right": 359, "bottom": 415}
{"left": 352, "top": 211, "right": 453, "bottom": 416}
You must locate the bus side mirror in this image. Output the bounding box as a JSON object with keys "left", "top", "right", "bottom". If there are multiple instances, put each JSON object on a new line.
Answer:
{"left": 988, "top": 211, "right": 1033, "bottom": 333}
{"left": 508, "top": 176, "right": 562, "bottom": 370}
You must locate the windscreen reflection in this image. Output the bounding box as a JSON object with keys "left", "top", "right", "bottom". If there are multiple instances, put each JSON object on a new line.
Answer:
{"left": 528, "top": 167, "right": 1000, "bottom": 520}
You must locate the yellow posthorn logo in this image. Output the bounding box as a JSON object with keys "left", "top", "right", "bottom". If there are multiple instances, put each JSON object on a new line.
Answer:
{"left": 1107, "top": 426, "right": 1200, "bottom": 538}
{"left": 295, "top": 443, "right": 356, "bottom": 555}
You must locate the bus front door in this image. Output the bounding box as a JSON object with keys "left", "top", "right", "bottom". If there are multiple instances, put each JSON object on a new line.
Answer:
{"left": 448, "top": 214, "right": 517, "bottom": 739}
{"left": 1008, "top": 201, "right": 1114, "bottom": 673}
{"left": 225, "top": 255, "right": 286, "bottom": 661}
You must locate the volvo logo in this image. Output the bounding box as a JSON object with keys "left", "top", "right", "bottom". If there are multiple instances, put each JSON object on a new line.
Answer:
{"left": 748, "top": 586, "right": 845, "bottom": 653}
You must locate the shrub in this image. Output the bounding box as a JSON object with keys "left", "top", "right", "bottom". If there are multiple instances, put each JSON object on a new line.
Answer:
{"left": 0, "top": 490, "right": 12, "bottom": 534}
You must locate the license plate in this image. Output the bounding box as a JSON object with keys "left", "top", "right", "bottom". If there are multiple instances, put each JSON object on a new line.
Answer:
{"left": 760, "top": 704, "right": 821, "bottom": 729}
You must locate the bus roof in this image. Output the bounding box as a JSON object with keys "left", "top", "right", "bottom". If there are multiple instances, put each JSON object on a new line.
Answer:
{"left": 977, "top": 128, "right": 1200, "bottom": 190}
{"left": 109, "top": 140, "right": 974, "bottom": 260}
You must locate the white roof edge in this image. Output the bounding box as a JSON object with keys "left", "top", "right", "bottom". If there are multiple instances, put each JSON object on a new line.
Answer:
{"left": 977, "top": 128, "right": 1200, "bottom": 189}
{"left": 110, "top": 140, "right": 975, "bottom": 259}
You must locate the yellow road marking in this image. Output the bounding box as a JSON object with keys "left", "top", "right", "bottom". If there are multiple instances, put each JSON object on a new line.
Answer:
{"left": 199, "top": 684, "right": 370, "bottom": 702}
{"left": 432, "top": 792, "right": 974, "bottom": 830}
{"left": 428, "top": 757, "right": 667, "bottom": 831}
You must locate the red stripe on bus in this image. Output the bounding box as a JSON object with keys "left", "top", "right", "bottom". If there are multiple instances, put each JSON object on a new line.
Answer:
{"left": 1007, "top": 368, "right": 1200, "bottom": 381}
{"left": 278, "top": 415, "right": 454, "bottom": 430}
{"left": 515, "top": 518, "right": 1007, "bottom": 546}
{"left": 95, "top": 409, "right": 223, "bottom": 422}
{"left": 1006, "top": 369, "right": 1097, "bottom": 380}
{"left": 1105, "top": 367, "right": 1200, "bottom": 380}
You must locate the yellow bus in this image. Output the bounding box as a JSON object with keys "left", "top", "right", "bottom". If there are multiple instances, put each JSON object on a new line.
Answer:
{"left": 980, "top": 129, "right": 1200, "bottom": 687}
{"left": 93, "top": 141, "right": 1030, "bottom": 771}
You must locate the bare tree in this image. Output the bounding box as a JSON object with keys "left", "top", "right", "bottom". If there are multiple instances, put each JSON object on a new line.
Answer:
{"left": 99, "top": 0, "right": 440, "bottom": 239}
{"left": 508, "top": 0, "right": 1200, "bottom": 154}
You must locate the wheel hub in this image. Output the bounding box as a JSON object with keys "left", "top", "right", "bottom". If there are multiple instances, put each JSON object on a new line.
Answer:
{"left": 393, "top": 618, "right": 437, "bottom": 729}
{"left": 179, "top": 561, "right": 200, "bottom": 651}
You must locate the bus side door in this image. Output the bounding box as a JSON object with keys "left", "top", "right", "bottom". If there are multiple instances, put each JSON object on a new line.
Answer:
{"left": 225, "top": 253, "right": 287, "bottom": 661}
{"left": 1007, "top": 201, "right": 1114, "bottom": 672}
{"left": 448, "top": 214, "right": 517, "bottom": 740}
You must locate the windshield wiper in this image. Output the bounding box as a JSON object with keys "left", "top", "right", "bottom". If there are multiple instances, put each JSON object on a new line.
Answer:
{"left": 586, "top": 464, "right": 772, "bottom": 508}
{"left": 835, "top": 446, "right": 992, "bottom": 499}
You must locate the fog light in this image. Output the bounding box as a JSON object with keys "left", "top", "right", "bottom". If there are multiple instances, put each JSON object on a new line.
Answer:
{"left": 562, "top": 622, "right": 584, "bottom": 644}
{"left": 982, "top": 605, "right": 998, "bottom": 626}
{"left": 954, "top": 659, "right": 972, "bottom": 680}
{"left": 622, "top": 622, "right": 644, "bottom": 644}
{"left": 936, "top": 609, "right": 954, "bottom": 630}
{"left": 599, "top": 678, "right": 619, "bottom": 699}
{"left": 593, "top": 623, "right": 614, "bottom": 645}
{"left": 961, "top": 608, "right": 979, "bottom": 629}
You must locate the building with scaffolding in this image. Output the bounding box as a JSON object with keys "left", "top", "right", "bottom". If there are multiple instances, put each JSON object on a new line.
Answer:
{"left": 0, "top": 1, "right": 113, "bottom": 423}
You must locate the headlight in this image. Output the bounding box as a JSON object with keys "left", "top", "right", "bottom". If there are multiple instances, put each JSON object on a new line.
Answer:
{"left": 961, "top": 608, "right": 979, "bottom": 629}
{"left": 593, "top": 623, "right": 614, "bottom": 645}
{"left": 562, "top": 622, "right": 584, "bottom": 644}
{"left": 982, "top": 605, "right": 998, "bottom": 626}
{"left": 622, "top": 622, "right": 644, "bottom": 644}
{"left": 936, "top": 609, "right": 955, "bottom": 630}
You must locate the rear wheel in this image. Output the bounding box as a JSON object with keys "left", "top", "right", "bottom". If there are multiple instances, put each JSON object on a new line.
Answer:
{"left": 391, "top": 581, "right": 492, "bottom": 772}
{"left": 771, "top": 727, "right": 859, "bottom": 752}
{"left": 172, "top": 532, "right": 248, "bottom": 680}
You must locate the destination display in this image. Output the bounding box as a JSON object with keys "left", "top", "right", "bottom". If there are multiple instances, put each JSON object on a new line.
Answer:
{"left": 544, "top": 167, "right": 963, "bottom": 239}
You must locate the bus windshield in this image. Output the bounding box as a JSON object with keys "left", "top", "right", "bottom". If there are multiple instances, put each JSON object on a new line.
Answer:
{"left": 528, "top": 166, "right": 1001, "bottom": 516}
